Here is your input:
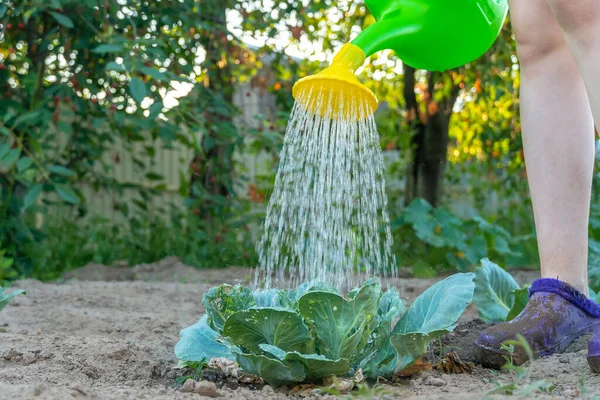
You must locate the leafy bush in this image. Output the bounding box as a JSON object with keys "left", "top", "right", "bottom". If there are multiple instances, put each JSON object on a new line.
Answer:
{"left": 175, "top": 274, "right": 475, "bottom": 386}
{"left": 30, "top": 209, "right": 261, "bottom": 281}
{"left": 393, "top": 199, "right": 522, "bottom": 274}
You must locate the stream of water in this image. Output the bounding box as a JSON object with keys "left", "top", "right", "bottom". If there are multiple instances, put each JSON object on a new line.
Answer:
{"left": 253, "top": 89, "right": 397, "bottom": 292}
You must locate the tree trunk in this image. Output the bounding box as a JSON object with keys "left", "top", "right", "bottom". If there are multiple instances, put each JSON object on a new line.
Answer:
{"left": 403, "top": 65, "right": 425, "bottom": 206}
{"left": 403, "top": 68, "right": 459, "bottom": 207}
{"left": 418, "top": 111, "right": 450, "bottom": 206}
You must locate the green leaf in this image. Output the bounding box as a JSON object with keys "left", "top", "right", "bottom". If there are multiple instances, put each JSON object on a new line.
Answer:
{"left": 139, "top": 66, "right": 168, "bottom": 81}
{"left": 253, "top": 289, "right": 281, "bottom": 308}
{"left": 298, "top": 279, "right": 381, "bottom": 363}
{"left": 49, "top": 165, "right": 75, "bottom": 177}
{"left": 11, "top": 111, "right": 41, "bottom": 128}
{"left": 223, "top": 308, "right": 313, "bottom": 354}
{"left": 258, "top": 344, "right": 287, "bottom": 360}
{"left": 148, "top": 101, "right": 164, "bottom": 119}
{"left": 389, "top": 273, "right": 475, "bottom": 373}
{"left": 17, "top": 157, "right": 33, "bottom": 173}
{"left": 506, "top": 285, "right": 530, "bottom": 321}
{"left": 0, "top": 142, "right": 9, "bottom": 159}
{"left": 50, "top": 11, "right": 74, "bottom": 28}
{"left": 174, "top": 315, "right": 235, "bottom": 362}
{"left": 473, "top": 258, "right": 519, "bottom": 322}
{"left": 261, "top": 343, "right": 351, "bottom": 381}
{"left": 24, "top": 184, "right": 43, "bottom": 210}
{"left": 23, "top": 7, "right": 38, "bottom": 22}
{"left": 278, "top": 281, "right": 337, "bottom": 309}
{"left": 0, "top": 5, "right": 6, "bottom": 19}
{"left": 362, "top": 288, "right": 406, "bottom": 359}
{"left": 233, "top": 351, "right": 305, "bottom": 387}
{"left": 362, "top": 273, "right": 475, "bottom": 378}
{"left": 106, "top": 61, "right": 127, "bottom": 72}
{"left": 588, "top": 240, "right": 600, "bottom": 293}
{"left": 590, "top": 287, "right": 598, "bottom": 303}
{"left": 0, "top": 287, "right": 25, "bottom": 313}
{"left": 92, "top": 44, "right": 124, "bottom": 53}
{"left": 130, "top": 78, "right": 147, "bottom": 104}
{"left": 1, "top": 148, "right": 21, "bottom": 169}
{"left": 202, "top": 284, "right": 254, "bottom": 332}
{"left": 55, "top": 184, "right": 79, "bottom": 204}
{"left": 284, "top": 352, "right": 350, "bottom": 381}
{"left": 145, "top": 172, "right": 163, "bottom": 181}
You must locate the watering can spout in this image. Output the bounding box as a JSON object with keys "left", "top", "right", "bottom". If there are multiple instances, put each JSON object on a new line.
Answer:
{"left": 292, "top": 43, "right": 377, "bottom": 120}
{"left": 292, "top": 0, "right": 509, "bottom": 119}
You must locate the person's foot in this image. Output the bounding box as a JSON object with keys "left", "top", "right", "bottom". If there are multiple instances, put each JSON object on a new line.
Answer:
{"left": 474, "top": 278, "right": 600, "bottom": 370}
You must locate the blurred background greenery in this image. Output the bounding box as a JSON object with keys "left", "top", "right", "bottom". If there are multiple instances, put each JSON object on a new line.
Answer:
{"left": 1, "top": 0, "right": 599, "bottom": 284}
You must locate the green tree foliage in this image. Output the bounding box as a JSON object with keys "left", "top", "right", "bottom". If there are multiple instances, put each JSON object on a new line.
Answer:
{"left": 0, "top": 0, "right": 533, "bottom": 280}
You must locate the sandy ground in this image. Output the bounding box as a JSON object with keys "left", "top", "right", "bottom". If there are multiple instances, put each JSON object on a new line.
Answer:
{"left": 1, "top": 257, "right": 600, "bottom": 399}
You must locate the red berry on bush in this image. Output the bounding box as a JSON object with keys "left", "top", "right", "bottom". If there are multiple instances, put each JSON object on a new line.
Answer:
{"left": 110, "top": 104, "right": 116, "bottom": 111}
{"left": 246, "top": 92, "right": 250, "bottom": 97}
{"left": 18, "top": 23, "right": 25, "bottom": 29}
{"left": 64, "top": 96, "right": 71, "bottom": 103}
{"left": 6, "top": 23, "right": 12, "bottom": 30}
{"left": 193, "top": 209, "right": 200, "bottom": 216}
{"left": 92, "top": 98, "right": 98, "bottom": 103}
{"left": 54, "top": 95, "right": 61, "bottom": 103}
{"left": 71, "top": 105, "right": 77, "bottom": 111}
{"left": 0, "top": 64, "right": 5, "bottom": 70}
{"left": 8, "top": 48, "right": 15, "bottom": 54}
{"left": 215, "top": 235, "right": 221, "bottom": 244}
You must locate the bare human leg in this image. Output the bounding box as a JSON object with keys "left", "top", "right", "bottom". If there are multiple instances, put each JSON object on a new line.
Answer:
{"left": 516, "top": 0, "right": 595, "bottom": 294}
{"left": 474, "top": 0, "right": 599, "bottom": 370}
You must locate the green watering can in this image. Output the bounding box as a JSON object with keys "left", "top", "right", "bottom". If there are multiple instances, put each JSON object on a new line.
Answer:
{"left": 292, "top": 0, "right": 509, "bottom": 119}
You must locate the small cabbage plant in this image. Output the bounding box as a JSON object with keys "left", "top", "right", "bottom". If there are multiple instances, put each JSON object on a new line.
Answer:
{"left": 175, "top": 273, "right": 475, "bottom": 386}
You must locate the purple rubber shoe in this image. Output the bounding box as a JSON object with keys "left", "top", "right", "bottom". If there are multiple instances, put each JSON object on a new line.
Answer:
{"left": 474, "top": 278, "right": 600, "bottom": 371}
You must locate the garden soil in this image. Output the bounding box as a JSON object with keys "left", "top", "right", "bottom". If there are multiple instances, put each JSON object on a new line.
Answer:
{"left": 1, "top": 257, "right": 599, "bottom": 399}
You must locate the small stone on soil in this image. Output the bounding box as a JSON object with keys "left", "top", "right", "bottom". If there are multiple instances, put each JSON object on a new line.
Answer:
{"left": 33, "top": 383, "right": 47, "bottom": 396}
{"left": 425, "top": 376, "right": 446, "bottom": 387}
{"left": 194, "top": 380, "right": 219, "bottom": 397}
{"left": 181, "top": 379, "right": 196, "bottom": 393}
{"left": 262, "top": 385, "right": 274, "bottom": 394}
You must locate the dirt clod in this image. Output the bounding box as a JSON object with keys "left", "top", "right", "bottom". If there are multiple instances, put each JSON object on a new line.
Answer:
{"left": 181, "top": 379, "right": 196, "bottom": 393}
{"left": 425, "top": 376, "right": 447, "bottom": 387}
{"left": 436, "top": 352, "right": 474, "bottom": 374}
{"left": 33, "top": 383, "right": 47, "bottom": 396}
{"left": 195, "top": 380, "right": 219, "bottom": 397}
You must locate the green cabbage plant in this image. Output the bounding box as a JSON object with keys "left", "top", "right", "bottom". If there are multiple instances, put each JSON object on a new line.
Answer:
{"left": 175, "top": 273, "right": 475, "bottom": 386}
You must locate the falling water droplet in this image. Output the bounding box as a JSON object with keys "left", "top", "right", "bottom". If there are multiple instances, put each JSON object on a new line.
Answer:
{"left": 253, "top": 86, "right": 397, "bottom": 292}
